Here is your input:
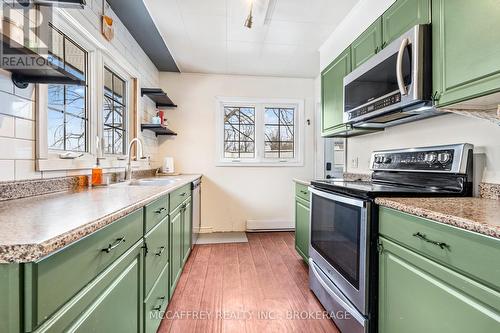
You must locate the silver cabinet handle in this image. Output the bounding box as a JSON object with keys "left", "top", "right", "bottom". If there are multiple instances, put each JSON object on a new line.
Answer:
{"left": 396, "top": 37, "right": 409, "bottom": 96}
{"left": 413, "top": 232, "right": 450, "bottom": 250}
{"left": 102, "top": 237, "right": 126, "bottom": 253}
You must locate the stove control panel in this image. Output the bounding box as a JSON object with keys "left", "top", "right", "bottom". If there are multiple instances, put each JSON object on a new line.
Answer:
{"left": 372, "top": 148, "right": 457, "bottom": 171}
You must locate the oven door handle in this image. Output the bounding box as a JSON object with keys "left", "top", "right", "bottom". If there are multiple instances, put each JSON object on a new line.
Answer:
{"left": 309, "top": 259, "right": 366, "bottom": 325}
{"left": 309, "top": 187, "right": 366, "bottom": 208}
{"left": 396, "top": 37, "right": 409, "bottom": 96}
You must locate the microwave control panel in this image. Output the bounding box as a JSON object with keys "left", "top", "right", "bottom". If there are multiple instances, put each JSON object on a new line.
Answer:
{"left": 347, "top": 92, "right": 402, "bottom": 121}
{"left": 372, "top": 149, "right": 455, "bottom": 171}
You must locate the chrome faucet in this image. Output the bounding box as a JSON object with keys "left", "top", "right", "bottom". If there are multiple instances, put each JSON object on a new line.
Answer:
{"left": 126, "top": 138, "right": 144, "bottom": 181}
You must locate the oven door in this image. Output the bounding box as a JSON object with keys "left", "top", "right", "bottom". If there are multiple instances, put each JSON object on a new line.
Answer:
{"left": 309, "top": 187, "right": 370, "bottom": 315}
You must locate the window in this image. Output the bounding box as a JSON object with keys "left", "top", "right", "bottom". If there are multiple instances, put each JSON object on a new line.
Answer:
{"left": 217, "top": 98, "right": 304, "bottom": 166}
{"left": 47, "top": 26, "right": 88, "bottom": 152}
{"left": 103, "top": 67, "right": 127, "bottom": 155}
{"left": 224, "top": 106, "right": 255, "bottom": 159}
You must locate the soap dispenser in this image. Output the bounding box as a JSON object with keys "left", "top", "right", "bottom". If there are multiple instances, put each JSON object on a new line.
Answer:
{"left": 91, "top": 157, "right": 103, "bottom": 186}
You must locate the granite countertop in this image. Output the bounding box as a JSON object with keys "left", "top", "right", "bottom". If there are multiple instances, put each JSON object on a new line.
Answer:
{"left": 375, "top": 197, "right": 500, "bottom": 239}
{"left": 0, "top": 174, "right": 201, "bottom": 263}
{"left": 293, "top": 178, "right": 311, "bottom": 186}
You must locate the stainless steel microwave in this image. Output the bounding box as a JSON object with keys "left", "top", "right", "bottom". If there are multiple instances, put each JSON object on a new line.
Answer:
{"left": 343, "top": 25, "right": 439, "bottom": 128}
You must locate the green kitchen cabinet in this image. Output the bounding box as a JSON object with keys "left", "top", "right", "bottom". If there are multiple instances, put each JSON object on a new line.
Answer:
{"left": 379, "top": 237, "right": 500, "bottom": 333}
{"left": 351, "top": 18, "right": 383, "bottom": 70}
{"left": 295, "top": 196, "right": 310, "bottom": 263}
{"left": 182, "top": 199, "right": 192, "bottom": 265}
{"left": 32, "top": 240, "right": 144, "bottom": 333}
{"left": 382, "top": 0, "right": 431, "bottom": 45}
{"left": 144, "top": 216, "right": 169, "bottom": 296}
{"left": 432, "top": 0, "right": 500, "bottom": 106}
{"left": 321, "top": 48, "right": 351, "bottom": 137}
{"left": 0, "top": 264, "right": 20, "bottom": 333}
{"left": 169, "top": 206, "right": 183, "bottom": 298}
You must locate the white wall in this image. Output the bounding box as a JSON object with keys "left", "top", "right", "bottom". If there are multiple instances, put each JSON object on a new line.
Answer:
{"left": 158, "top": 73, "right": 316, "bottom": 232}
{"left": 0, "top": 1, "right": 160, "bottom": 181}
{"left": 319, "top": 0, "right": 500, "bottom": 186}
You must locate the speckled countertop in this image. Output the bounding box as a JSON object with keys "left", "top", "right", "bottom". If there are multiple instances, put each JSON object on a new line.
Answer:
{"left": 0, "top": 175, "right": 201, "bottom": 263}
{"left": 375, "top": 197, "right": 500, "bottom": 239}
{"left": 293, "top": 178, "right": 311, "bottom": 186}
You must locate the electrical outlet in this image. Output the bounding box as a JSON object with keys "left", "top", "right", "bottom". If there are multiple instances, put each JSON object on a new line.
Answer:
{"left": 351, "top": 157, "right": 359, "bottom": 168}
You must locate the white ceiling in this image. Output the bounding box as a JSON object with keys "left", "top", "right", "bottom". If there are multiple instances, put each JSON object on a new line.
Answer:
{"left": 143, "top": 0, "right": 360, "bottom": 78}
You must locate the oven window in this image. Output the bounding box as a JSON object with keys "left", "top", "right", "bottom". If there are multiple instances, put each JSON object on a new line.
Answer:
{"left": 311, "top": 193, "right": 362, "bottom": 289}
{"left": 345, "top": 46, "right": 412, "bottom": 112}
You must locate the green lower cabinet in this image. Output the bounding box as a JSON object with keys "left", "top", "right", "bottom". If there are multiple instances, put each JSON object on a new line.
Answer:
{"left": 0, "top": 264, "right": 20, "bottom": 333}
{"left": 144, "top": 217, "right": 169, "bottom": 296}
{"left": 182, "top": 199, "right": 192, "bottom": 265}
{"left": 33, "top": 240, "right": 144, "bottom": 333}
{"left": 144, "top": 262, "right": 169, "bottom": 333}
{"left": 295, "top": 196, "right": 310, "bottom": 263}
{"left": 379, "top": 237, "right": 500, "bottom": 333}
{"left": 432, "top": 0, "right": 500, "bottom": 106}
{"left": 169, "top": 206, "right": 183, "bottom": 298}
{"left": 351, "top": 18, "right": 383, "bottom": 70}
{"left": 321, "top": 48, "right": 351, "bottom": 137}
{"left": 382, "top": 0, "right": 431, "bottom": 45}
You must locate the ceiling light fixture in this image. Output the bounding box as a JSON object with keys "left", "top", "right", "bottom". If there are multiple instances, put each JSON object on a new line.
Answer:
{"left": 244, "top": 1, "right": 253, "bottom": 29}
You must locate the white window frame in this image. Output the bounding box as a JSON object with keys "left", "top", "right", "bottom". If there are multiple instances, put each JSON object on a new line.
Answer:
{"left": 216, "top": 97, "right": 305, "bottom": 167}
{"left": 35, "top": 8, "right": 140, "bottom": 172}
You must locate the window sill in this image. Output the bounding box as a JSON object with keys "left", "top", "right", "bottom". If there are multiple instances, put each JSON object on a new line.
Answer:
{"left": 216, "top": 160, "right": 304, "bottom": 167}
{"left": 37, "top": 153, "right": 149, "bottom": 171}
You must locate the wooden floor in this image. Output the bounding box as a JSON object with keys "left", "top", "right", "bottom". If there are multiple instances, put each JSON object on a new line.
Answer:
{"left": 158, "top": 232, "right": 340, "bottom": 333}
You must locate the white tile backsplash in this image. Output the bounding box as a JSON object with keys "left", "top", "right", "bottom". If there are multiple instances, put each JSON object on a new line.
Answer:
{"left": 0, "top": 114, "right": 15, "bottom": 138}
{"left": 15, "top": 118, "right": 34, "bottom": 140}
{"left": 0, "top": 137, "right": 34, "bottom": 160}
{"left": 15, "top": 160, "right": 42, "bottom": 180}
{"left": 0, "top": 160, "right": 15, "bottom": 181}
{"left": 0, "top": 92, "right": 34, "bottom": 120}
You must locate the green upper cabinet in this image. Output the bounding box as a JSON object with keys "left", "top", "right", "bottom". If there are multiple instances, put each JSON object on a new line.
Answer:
{"left": 321, "top": 48, "right": 351, "bottom": 137}
{"left": 432, "top": 0, "right": 500, "bottom": 106}
{"left": 351, "top": 18, "right": 383, "bottom": 70}
{"left": 379, "top": 237, "right": 500, "bottom": 333}
{"left": 382, "top": 0, "right": 431, "bottom": 45}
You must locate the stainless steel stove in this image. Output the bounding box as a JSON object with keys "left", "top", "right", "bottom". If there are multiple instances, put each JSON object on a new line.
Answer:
{"left": 308, "top": 144, "right": 474, "bottom": 333}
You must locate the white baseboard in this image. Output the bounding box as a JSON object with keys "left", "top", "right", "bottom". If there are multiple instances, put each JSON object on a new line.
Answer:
{"left": 246, "top": 219, "right": 294, "bottom": 232}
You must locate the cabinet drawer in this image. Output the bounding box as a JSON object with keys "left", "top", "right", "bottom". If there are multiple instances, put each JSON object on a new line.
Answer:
{"left": 170, "top": 184, "right": 191, "bottom": 213}
{"left": 145, "top": 195, "right": 169, "bottom": 233}
{"left": 295, "top": 183, "right": 310, "bottom": 202}
{"left": 379, "top": 207, "right": 500, "bottom": 291}
{"left": 144, "top": 263, "right": 169, "bottom": 333}
{"left": 144, "top": 216, "right": 169, "bottom": 296}
{"left": 25, "top": 209, "right": 143, "bottom": 330}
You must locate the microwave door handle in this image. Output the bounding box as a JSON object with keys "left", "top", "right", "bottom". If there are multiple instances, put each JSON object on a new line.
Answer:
{"left": 396, "top": 37, "right": 409, "bottom": 96}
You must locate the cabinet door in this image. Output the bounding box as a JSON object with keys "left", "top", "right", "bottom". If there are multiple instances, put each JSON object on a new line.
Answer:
{"left": 169, "top": 208, "right": 182, "bottom": 298}
{"left": 382, "top": 0, "right": 431, "bottom": 45}
{"left": 321, "top": 48, "right": 351, "bottom": 136}
{"left": 379, "top": 237, "right": 500, "bottom": 333}
{"left": 351, "top": 18, "right": 383, "bottom": 70}
{"left": 182, "top": 200, "right": 192, "bottom": 265}
{"left": 295, "top": 197, "right": 310, "bottom": 262}
{"left": 433, "top": 0, "right": 500, "bottom": 106}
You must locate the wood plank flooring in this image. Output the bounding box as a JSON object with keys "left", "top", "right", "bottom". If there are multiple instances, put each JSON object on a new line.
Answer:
{"left": 158, "top": 232, "right": 340, "bottom": 333}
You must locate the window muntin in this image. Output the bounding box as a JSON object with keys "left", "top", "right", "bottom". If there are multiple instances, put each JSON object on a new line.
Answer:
{"left": 103, "top": 67, "right": 127, "bottom": 155}
{"left": 223, "top": 106, "right": 255, "bottom": 159}
{"left": 264, "top": 108, "right": 295, "bottom": 159}
{"left": 47, "top": 26, "right": 88, "bottom": 152}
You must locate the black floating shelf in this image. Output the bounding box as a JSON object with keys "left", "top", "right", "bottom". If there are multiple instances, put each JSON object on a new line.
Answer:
{"left": 141, "top": 124, "right": 177, "bottom": 137}
{"left": 141, "top": 88, "right": 177, "bottom": 108}
{"left": 1, "top": 35, "right": 86, "bottom": 89}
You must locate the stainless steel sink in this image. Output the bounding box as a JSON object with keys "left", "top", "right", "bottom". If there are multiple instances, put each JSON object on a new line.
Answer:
{"left": 128, "top": 179, "right": 178, "bottom": 186}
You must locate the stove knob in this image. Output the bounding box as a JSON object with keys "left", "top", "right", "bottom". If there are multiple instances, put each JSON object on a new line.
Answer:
{"left": 424, "top": 153, "right": 437, "bottom": 164}
{"left": 438, "top": 152, "right": 451, "bottom": 164}
{"left": 383, "top": 157, "right": 392, "bottom": 164}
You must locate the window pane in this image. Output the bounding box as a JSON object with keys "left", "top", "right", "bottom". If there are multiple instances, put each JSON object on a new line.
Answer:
{"left": 281, "top": 109, "right": 294, "bottom": 125}
{"left": 263, "top": 107, "right": 295, "bottom": 159}
{"left": 113, "top": 128, "right": 124, "bottom": 154}
{"left": 48, "top": 110, "right": 64, "bottom": 150}
{"left": 224, "top": 124, "right": 238, "bottom": 141}
{"left": 104, "top": 96, "right": 113, "bottom": 126}
{"left": 113, "top": 75, "right": 125, "bottom": 104}
{"left": 103, "top": 126, "right": 113, "bottom": 154}
{"left": 65, "top": 39, "right": 86, "bottom": 80}
{"left": 265, "top": 109, "right": 279, "bottom": 124}
{"left": 49, "top": 29, "right": 64, "bottom": 63}
{"left": 48, "top": 84, "right": 64, "bottom": 111}
{"left": 264, "top": 125, "right": 278, "bottom": 141}
{"left": 223, "top": 106, "right": 255, "bottom": 159}
{"left": 240, "top": 108, "right": 254, "bottom": 124}
{"left": 104, "top": 68, "right": 113, "bottom": 98}
{"left": 65, "top": 85, "right": 85, "bottom": 118}
{"left": 224, "top": 108, "right": 239, "bottom": 124}
{"left": 239, "top": 125, "right": 254, "bottom": 142}
{"left": 113, "top": 104, "right": 124, "bottom": 129}
{"left": 280, "top": 125, "right": 294, "bottom": 141}
{"left": 65, "top": 114, "right": 86, "bottom": 152}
